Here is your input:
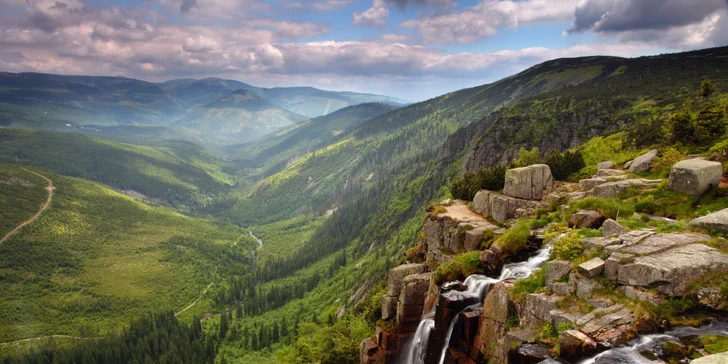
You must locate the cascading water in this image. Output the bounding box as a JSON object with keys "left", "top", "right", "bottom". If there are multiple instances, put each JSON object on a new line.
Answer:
{"left": 404, "top": 246, "right": 551, "bottom": 364}
{"left": 580, "top": 321, "right": 728, "bottom": 364}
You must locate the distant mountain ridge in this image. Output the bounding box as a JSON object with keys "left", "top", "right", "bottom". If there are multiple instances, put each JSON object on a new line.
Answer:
{"left": 0, "top": 71, "right": 406, "bottom": 143}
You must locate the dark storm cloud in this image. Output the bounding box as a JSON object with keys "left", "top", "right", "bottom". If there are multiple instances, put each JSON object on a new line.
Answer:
{"left": 570, "top": 0, "right": 728, "bottom": 33}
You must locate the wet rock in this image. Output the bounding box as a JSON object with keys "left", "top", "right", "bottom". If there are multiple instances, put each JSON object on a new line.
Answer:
{"left": 524, "top": 294, "right": 560, "bottom": 329}
{"left": 558, "top": 330, "right": 597, "bottom": 360}
{"left": 579, "top": 178, "right": 606, "bottom": 191}
{"left": 441, "top": 281, "right": 467, "bottom": 293}
{"left": 459, "top": 306, "right": 483, "bottom": 347}
{"left": 578, "top": 257, "right": 605, "bottom": 278}
{"left": 594, "top": 325, "right": 633, "bottom": 347}
{"left": 510, "top": 343, "right": 552, "bottom": 364}
{"left": 628, "top": 149, "right": 658, "bottom": 173}
{"left": 597, "top": 161, "right": 615, "bottom": 170}
{"left": 472, "top": 190, "right": 492, "bottom": 215}
{"left": 569, "top": 210, "right": 606, "bottom": 229}
{"left": 492, "top": 330, "right": 537, "bottom": 364}
{"left": 601, "top": 219, "right": 626, "bottom": 237}
{"left": 668, "top": 158, "right": 722, "bottom": 195}
{"left": 545, "top": 260, "right": 572, "bottom": 285}
{"left": 618, "top": 243, "right": 728, "bottom": 296}
{"left": 503, "top": 164, "right": 554, "bottom": 200}
{"left": 689, "top": 208, "right": 728, "bottom": 233}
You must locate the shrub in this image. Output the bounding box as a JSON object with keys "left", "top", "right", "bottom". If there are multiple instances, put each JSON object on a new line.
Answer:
{"left": 670, "top": 105, "right": 696, "bottom": 145}
{"left": 405, "top": 243, "right": 425, "bottom": 263}
{"left": 695, "top": 102, "right": 727, "bottom": 145}
{"left": 551, "top": 230, "right": 583, "bottom": 261}
{"left": 512, "top": 147, "right": 540, "bottom": 168}
{"left": 624, "top": 115, "right": 666, "bottom": 148}
{"left": 651, "top": 147, "right": 685, "bottom": 176}
{"left": 635, "top": 195, "right": 658, "bottom": 214}
{"left": 449, "top": 164, "right": 508, "bottom": 200}
{"left": 434, "top": 251, "right": 481, "bottom": 284}
{"left": 494, "top": 219, "right": 532, "bottom": 254}
{"left": 543, "top": 149, "right": 586, "bottom": 181}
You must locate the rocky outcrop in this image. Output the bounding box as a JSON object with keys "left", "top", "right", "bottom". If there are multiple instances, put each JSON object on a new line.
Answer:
{"left": 558, "top": 330, "right": 597, "bottom": 360}
{"left": 472, "top": 190, "right": 491, "bottom": 215}
{"left": 579, "top": 178, "right": 606, "bottom": 191}
{"left": 628, "top": 149, "right": 658, "bottom": 173}
{"left": 692, "top": 352, "right": 728, "bottom": 363}
{"left": 601, "top": 219, "right": 625, "bottom": 237}
{"left": 577, "top": 257, "right": 605, "bottom": 278}
{"left": 490, "top": 194, "right": 544, "bottom": 225}
{"left": 586, "top": 178, "right": 661, "bottom": 199}
{"left": 596, "top": 161, "right": 614, "bottom": 170}
{"left": 473, "top": 281, "right": 514, "bottom": 360}
{"left": 544, "top": 260, "right": 571, "bottom": 285}
{"left": 689, "top": 208, "right": 728, "bottom": 233}
{"left": 503, "top": 164, "right": 554, "bottom": 200}
{"left": 423, "top": 201, "right": 499, "bottom": 264}
{"left": 398, "top": 272, "right": 434, "bottom": 331}
{"left": 668, "top": 158, "right": 722, "bottom": 195}
{"left": 382, "top": 264, "right": 429, "bottom": 320}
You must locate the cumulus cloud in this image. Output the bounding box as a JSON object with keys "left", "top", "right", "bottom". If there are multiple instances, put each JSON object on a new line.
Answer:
{"left": 402, "top": 0, "right": 579, "bottom": 43}
{"left": 569, "top": 0, "right": 728, "bottom": 49}
{"left": 385, "top": 0, "right": 453, "bottom": 9}
{"left": 353, "top": 0, "right": 389, "bottom": 26}
{"left": 250, "top": 19, "right": 331, "bottom": 39}
{"left": 283, "top": 0, "right": 352, "bottom": 11}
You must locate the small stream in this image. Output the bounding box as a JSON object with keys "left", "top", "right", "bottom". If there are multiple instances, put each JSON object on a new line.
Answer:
{"left": 248, "top": 230, "right": 263, "bottom": 248}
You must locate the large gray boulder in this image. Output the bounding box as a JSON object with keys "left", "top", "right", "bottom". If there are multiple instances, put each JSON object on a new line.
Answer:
{"left": 618, "top": 244, "right": 728, "bottom": 296}
{"left": 577, "top": 257, "right": 605, "bottom": 278}
{"left": 668, "top": 158, "right": 722, "bottom": 195}
{"left": 472, "top": 190, "right": 492, "bottom": 215}
{"left": 489, "top": 194, "right": 543, "bottom": 224}
{"left": 628, "top": 149, "right": 658, "bottom": 173}
{"left": 545, "top": 260, "right": 572, "bottom": 285}
{"left": 601, "top": 219, "right": 626, "bottom": 237}
{"left": 597, "top": 161, "right": 615, "bottom": 170}
{"left": 690, "top": 208, "right": 728, "bottom": 233}
{"left": 569, "top": 210, "right": 606, "bottom": 229}
{"left": 523, "top": 293, "right": 560, "bottom": 329}
{"left": 503, "top": 164, "right": 553, "bottom": 200}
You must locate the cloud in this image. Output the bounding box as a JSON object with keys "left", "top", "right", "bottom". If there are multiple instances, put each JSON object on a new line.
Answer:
{"left": 283, "top": 0, "right": 352, "bottom": 11}
{"left": 570, "top": 0, "right": 728, "bottom": 49}
{"left": 385, "top": 0, "right": 453, "bottom": 9}
{"left": 401, "top": 0, "right": 579, "bottom": 43}
{"left": 353, "top": 0, "right": 389, "bottom": 27}
{"left": 250, "top": 19, "right": 331, "bottom": 39}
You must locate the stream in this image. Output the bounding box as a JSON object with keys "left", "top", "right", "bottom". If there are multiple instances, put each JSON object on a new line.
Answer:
{"left": 404, "top": 246, "right": 552, "bottom": 364}
{"left": 249, "top": 230, "right": 263, "bottom": 248}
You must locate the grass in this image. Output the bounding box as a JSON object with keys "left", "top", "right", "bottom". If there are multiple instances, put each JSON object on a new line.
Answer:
{"left": 434, "top": 251, "right": 481, "bottom": 284}
{"left": 494, "top": 219, "right": 532, "bottom": 254}
{"left": 251, "top": 216, "right": 324, "bottom": 260}
{"left": 700, "top": 336, "right": 728, "bottom": 354}
{"left": 509, "top": 267, "right": 545, "bottom": 304}
{"left": 566, "top": 197, "right": 636, "bottom": 221}
{"left": 0, "top": 164, "right": 48, "bottom": 238}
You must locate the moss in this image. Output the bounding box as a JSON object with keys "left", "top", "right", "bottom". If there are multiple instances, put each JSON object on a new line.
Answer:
{"left": 700, "top": 335, "right": 728, "bottom": 354}
{"left": 510, "top": 267, "right": 545, "bottom": 304}
{"left": 434, "top": 251, "right": 481, "bottom": 285}
{"left": 551, "top": 230, "right": 584, "bottom": 261}
{"left": 494, "top": 219, "right": 532, "bottom": 254}
{"left": 431, "top": 206, "right": 447, "bottom": 216}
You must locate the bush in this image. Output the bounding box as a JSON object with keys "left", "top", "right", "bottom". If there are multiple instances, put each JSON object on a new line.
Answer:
{"left": 695, "top": 102, "right": 727, "bottom": 145}
{"left": 551, "top": 230, "right": 584, "bottom": 261}
{"left": 624, "top": 115, "right": 666, "bottom": 148}
{"left": 670, "top": 105, "right": 696, "bottom": 145}
{"left": 449, "top": 164, "right": 507, "bottom": 200}
{"left": 405, "top": 243, "right": 425, "bottom": 263}
{"left": 434, "top": 251, "right": 481, "bottom": 284}
{"left": 512, "top": 147, "right": 540, "bottom": 168}
{"left": 543, "top": 149, "right": 586, "bottom": 181}
{"left": 651, "top": 147, "right": 685, "bottom": 176}
{"left": 494, "top": 219, "right": 532, "bottom": 254}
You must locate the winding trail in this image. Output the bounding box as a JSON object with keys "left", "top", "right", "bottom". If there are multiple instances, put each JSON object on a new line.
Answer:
{"left": 0, "top": 167, "right": 54, "bottom": 244}
{"left": 175, "top": 282, "right": 214, "bottom": 317}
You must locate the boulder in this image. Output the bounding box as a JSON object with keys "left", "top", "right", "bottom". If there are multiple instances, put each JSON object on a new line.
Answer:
{"left": 587, "top": 179, "right": 659, "bottom": 199}
{"left": 544, "top": 260, "right": 572, "bottom": 285}
{"left": 604, "top": 252, "right": 634, "bottom": 281}
{"left": 579, "top": 178, "right": 606, "bottom": 191}
{"left": 399, "top": 272, "right": 432, "bottom": 306}
{"left": 593, "top": 169, "right": 626, "bottom": 178}
{"left": 577, "top": 304, "right": 633, "bottom": 336}
{"left": 577, "top": 257, "right": 605, "bottom": 278}
{"left": 601, "top": 219, "right": 626, "bottom": 237}
{"left": 387, "top": 263, "right": 428, "bottom": 297}
{"left": 614, "top": 232, "right": 710, "bottom": 256}
{"left": 381, "top": 295, "right": 398, "bottom": 320}
{"left": 464, "top": 226, "right": 489, "bottom": 251}
{"left": 618, "top": 243, "right": 728, "bottom": 296}
{"left": 581, "top": 237, "right": 621, "bottom": 251}
{"left": 549, "top": 281, "right": 575, "bottom": 296}
{"left": 628, "top": 149, "right": 658, "bottom": 173}
{"left": 558, "top": 330, "right": 597, "bottom": 360}
{"left": 569, "top": 210, "right": 606, "bottom": 229}
{"left": 576, "top": 276, "right": 601, "bottom": 299}
{"left": 624, "top": 160, "right": 633, "bottom": 169}
{"left": 597, "top": 161, "right": 615, "bottom": 170}
{"left": 472, "top": 190, "right": 492, "bottom": 215}
{"left": 689, "top": 208, "right": 728, "bottom": 233}
{"left": 668, "top": 158, "right": 722, "bottom": 195}
{"left": 619, "top": 286, "right": 665, "bottom": 306}
{"left": 691, "top": 352, "right": 728, "bottom": 363}
{"left": 503, "top": 164, "right": 554, "bottom": 200}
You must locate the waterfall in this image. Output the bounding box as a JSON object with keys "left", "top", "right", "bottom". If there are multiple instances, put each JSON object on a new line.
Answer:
{"left": 404, "top": 245, "right": 551, "bottom": 364}
{"left": 579, "top": 321, "right": 728, "bottom": 364}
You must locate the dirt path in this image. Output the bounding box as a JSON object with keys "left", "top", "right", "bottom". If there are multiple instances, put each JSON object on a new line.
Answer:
{"left": 0, "top": 167, "right": 54, "bottom": 244}
{"left": 175, "top": 282, "right": 214, "bottom": 317}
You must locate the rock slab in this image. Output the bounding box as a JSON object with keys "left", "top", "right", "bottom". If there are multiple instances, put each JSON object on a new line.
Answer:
{"left": 689, "top": 208, "right": 728, "bottom": 233}
{"left": 578, "top": 257, "right": 605, "bottom": 278}
{"left": 503, "top": 164, "right": 553, "bottom": 200}
{"left": 628, "top": 149, "right": 658, "bottom": 173}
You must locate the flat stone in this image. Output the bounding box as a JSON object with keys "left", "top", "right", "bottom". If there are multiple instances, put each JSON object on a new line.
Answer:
{"left": 545, "top": 260, "right": 572, "bottom": 284}
{"left": 565, "top": 191, "right": 586, "bottom": 202}
{"left": 524, "top": 294, "right": 560, "bottom": 329}
{"left": 601, "top": 219, "right": 626, "bottom": 237}
{"left": 579, "top": 178, "right": 607, "bottom": 191}
{"left": 618, "top": 243, "right": 728, "bottom": 296}
{"left": 503, "top": 164, "right": 554, "bottom": 200}
{"left": 615, "top": 232, "right": 710, "bottom": 256}
{"left": 576, "top": 304, "right": 624, "bottom": 326}
{"left": 618, "top": 286, "right": 665, "bottom": 306}
{"left": 472, "top": 190, "right": 492, "bottom": 215}
{"left": 582, "top": 237, "right": 622, "bottom": 251}
{"left": 594, "top": 169, "right": 626, "bottom": 178}
{"left": 569, "top": 209, "right": 607, "bottom": 229}
{"left": 597, "top": 161, "right": 615, "bottom": 170}
{"left": 550, "top": 310, "right": 581, "bottom": 327}
{"left": 604, "top": 252, "right": 634, "bottom": 281}
{"left": 668, "top": 158, "right": 722, "bottom": 195}
{"left": 580, "top": 306, "right": 633, "bottom": 336}
{"left": 587, "top": 179, "right": 645, "bottom": 199}
{"left": 616, "top": 229, "right": 655, "bottom": 246}
{"left": 691, "top": 352, "right": 728, "bottom": 363}
{"left": 628, "top": 149, "right": 658, "bottom": 173}
{"left": 690, "top": 208, "right": 728, "bottom": 233}
{"left": 576, "top": 276, "right": 601, "bottom": 298}
{"left": 587, "top": 298, "right": 613, "bottom": 309}
{"left": 578, "top": 257, "right": 605, "bottom": 278}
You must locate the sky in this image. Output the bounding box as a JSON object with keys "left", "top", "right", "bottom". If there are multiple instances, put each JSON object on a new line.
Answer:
{"left": 1, "top": 0, "right": 727, "bottom": 101}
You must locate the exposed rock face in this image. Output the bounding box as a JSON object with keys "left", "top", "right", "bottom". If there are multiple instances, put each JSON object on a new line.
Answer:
{"left": 490, "top": 195, "right": 543, "bottom": 225}
{"left": 576, "top": 304, "right": 633, "bottom": 337}
{"left": 668, "top": 158, "right": 722, "bottom": 195}
{"left": 382, "top": 263, "right": 428, "bottom": 321}
{"left": 601, "top": 219, "right": 626, "bottom": 237}
{"left": 503, "top": 164, "right": 553, "bottom": 200}
{"left": 569, "top": 210, "right": 606, "bottom": 229}
{"left": 604, "top": 252, "right": 633, "bottom": 281}
{"left": 472, "top": 190, "right": 492, "bottom": 215}
{"left": 544, "top": 260, "right": 571, "bottom": 285}
{"left": 597, "top": 161, "right": 615, "bottom": 170}
{"left": 474, "top": 281, "right": 513, "bottom": 359}
{"left": 612, "top": 232, "right": 710, "bottom": 256}
{"left": 689, "top": 208, "right": 728, "bottom": 233}
{"left": 381, "top": 296, "right": 398, "bottom": 320}
{"left": 628, "top": 149, "right": 658, "bottom": 173}
{"left": 523, "top": 294, "right": 560, "bottom": 329}
{"left": 587, "top": 178, "right": 661, "bottom": 199}
{"left": 593, "top": 169, "right": 626, "bottom": 178}
{"left": 579, "top": 178, "right": 606, "bottom": 191}
{"left": 423, "top": 202, "right": 499, "bottom": 263}
{"left": 577, "top": 257, "right": 605, "bottom": 278}
{"left": 618, "top": 243, "right": 728, "bottom": 295}
{"left": 360, "top": 338, "right": 378, "bottom": 364}
{"left": 582, "top": 237, "right": 621, "bottom": 251}
{"left": 397, "top": 272, "right": 433, "bottom": 331}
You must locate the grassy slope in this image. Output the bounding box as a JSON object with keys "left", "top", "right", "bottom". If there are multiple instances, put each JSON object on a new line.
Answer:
{"left": 0, "top": 164, "right": 48, "bottom": 238}
{"left": 0, "top": 128, "right": 234, "bottom": 209}
{"left": 0, "top": 165, "right": 257, "bottom": 345}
